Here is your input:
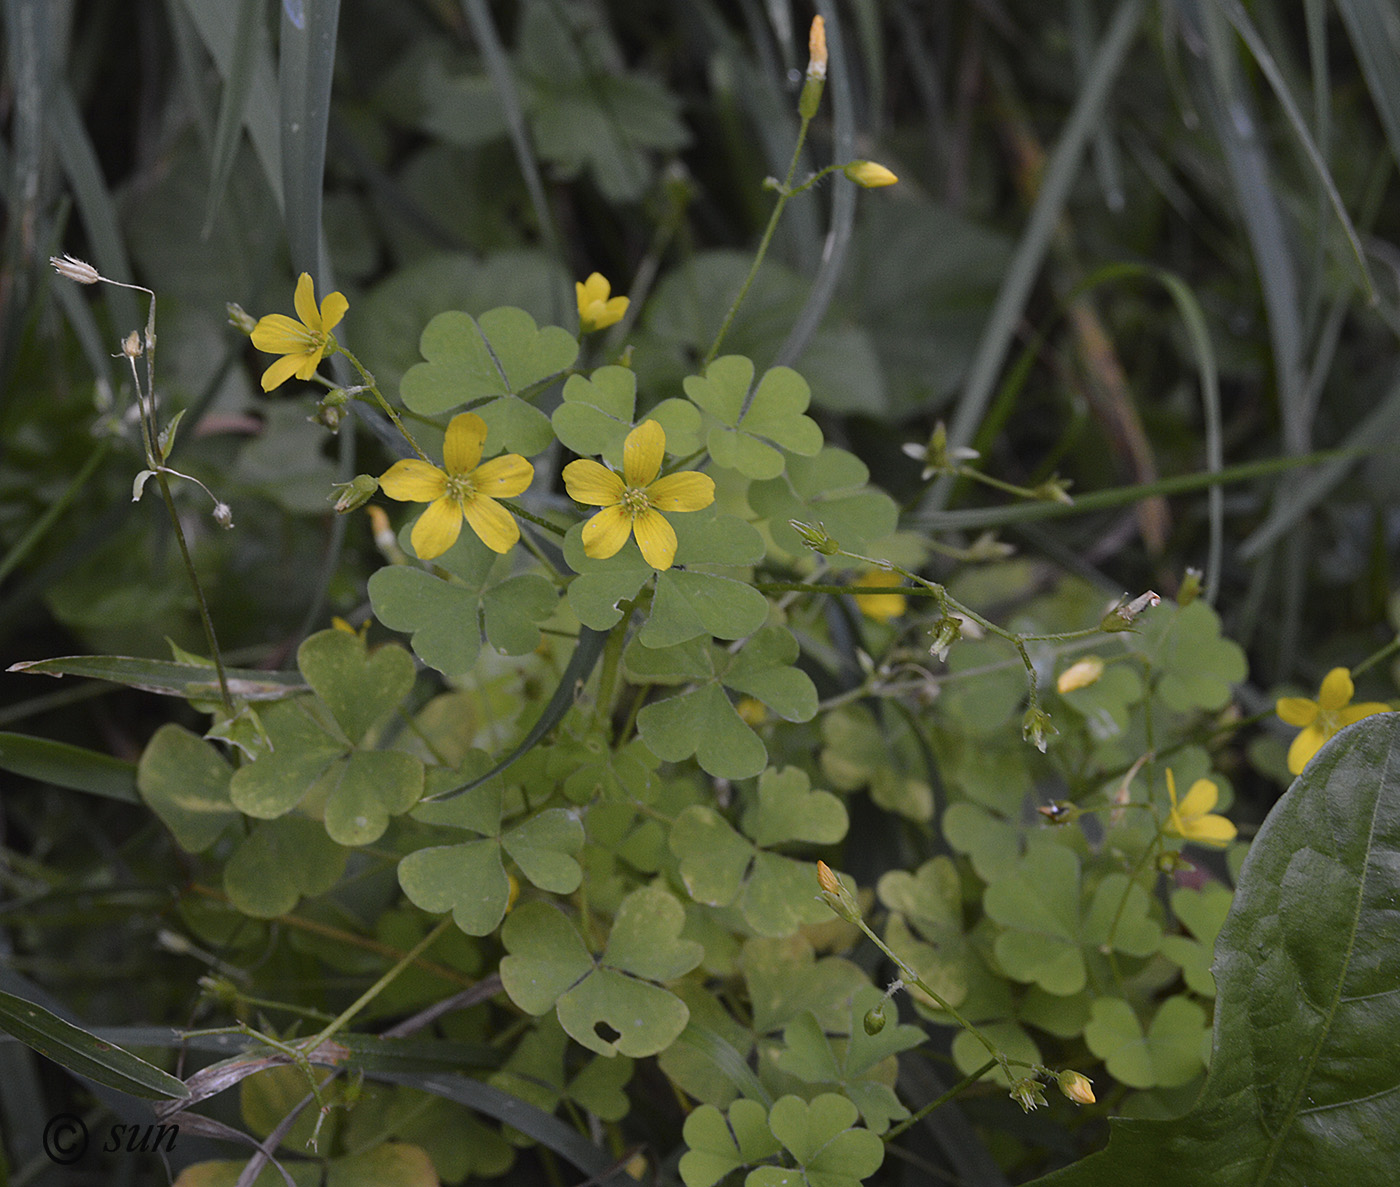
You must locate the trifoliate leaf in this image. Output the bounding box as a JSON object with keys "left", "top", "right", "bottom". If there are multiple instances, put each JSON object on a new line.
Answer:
{"left": 137, "top": 724, "right": 238, "bottom": 852}
{"left": 223, "top": 817, "right": 347, "bottom": 918}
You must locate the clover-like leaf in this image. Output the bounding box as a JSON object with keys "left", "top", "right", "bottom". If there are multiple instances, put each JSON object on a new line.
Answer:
{"left": 1141, "top": 599, "right": 1247, "bottom": 713}
{"left": 747, "top": 447, "right": 898, "bottom": 556}
{"left": 721, "top": 626, "right": 818, "bottom": 723}
{"left": 322, "top": 749, "right": 424, "bottom": 847}
{"left": 639, "top": 569, "right": 769, "bottom": 648}
{"left": 297, "top": 629, "right": 416, "bottom": 745}
{"left": 751, "top": 1093, "right": 884, "bottom": 1187}
{"left": 137, "top": 724, "right": 238, "bottom": 852}
{"left": 399, "top": 306, "right": 576, "bottom": 453}
{"left": 370, "top": 529, "right": 559, "bottom": 677}
{"left": 638, "top": 684, "right": 767, "bottom": 780}
{"left": 561, "top": 521, "right": 654, "bottom": 630}
{"left": 499, "top": 901, "right": 595, "bottom": 1015}
{"left": 683, "top": 356, "right": 823, "bottom": 480}
{"left": 741, "top": 937, "right": 869, "bottom": 1037}
{"left": 223, "top": 817, "right": 347, "bottom": 918}
{"left": 742, "top": 767, "right": 847, "bottom": 848}
{"left": 553, "top": 366, "right": 702, "bottom": 465}
{"left": 680, "top": 1099, "right": 782, "bottom": 1187}
{"left": 1084, "top": 996, "right": 1209, "bottom": 1090}
{"left": 983, "top": 841, "right": 1087, "bottom": 995}
{"left": 1159, "top": 884, "right": 1234, "bottom": 998}
{"left": 820, "top": 705, "right": 933, "bottom": 823}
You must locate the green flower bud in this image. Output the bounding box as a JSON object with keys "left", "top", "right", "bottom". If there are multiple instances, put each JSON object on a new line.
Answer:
{"left": 329, "top": 474, "right": 379, "bottom": 514}
{"left": 928, "top": 615, "right": 962, "bottom": 662}
{"left": 1009, "top": 1078, "right": 1048, "bottom": 1113}
{"left": 862, "top": 1005, "right": 886, "bottom": 1036}
{"left": 1022, "top": 706, "right": 1056, "bottom": 753}
{"left": 1057, "top": 1070, "right": 1095, "bottom": 1105}
{"left": 791, "top": 519, "right": 840, "bottom": 555}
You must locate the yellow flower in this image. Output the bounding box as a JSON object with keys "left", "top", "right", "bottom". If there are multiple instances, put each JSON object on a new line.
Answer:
{"left": 379, "top": 412, "right": 533, "bottom": 559}
{"left": 575, "top": 272, "right": 629, "bottom": 333}
{"left": 250, "top": 273, "right": 348, "bottom": 391}
{"left": 843, "top": 160, "right": 898, "bottom": 188}
{"left": 562, "top": 420, "right": 714, "bottom": 570}
{"left": 1164, "top": 769, "right": 1236, "bottom": 848}
{"left": 853, "top": 570, "right": 906, "bottom": 622}
{"left": 1276, "top": 667, "right": 1389, "bottom": 775}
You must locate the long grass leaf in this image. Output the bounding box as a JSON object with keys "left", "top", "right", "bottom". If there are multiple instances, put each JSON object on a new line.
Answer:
{"left": 278, "top": 0, "right": 341, "bottom": 278}
{"left": 459, "top": 0, "right": 566, "bottom": 326}
{"left": 1335, "top": 0, "right": 1400, "bottom": 175}
{"left": 1217, "top": 0, "right": 1375, "bottom": 300}
{"left": 177, "top": 0, "right": 284, "bottom": 209}
{"left": 924, "top": 0, "right": 1146, "bottom": 512}
{"left": 202, "top": 0, "right": 263, "bottom": 235}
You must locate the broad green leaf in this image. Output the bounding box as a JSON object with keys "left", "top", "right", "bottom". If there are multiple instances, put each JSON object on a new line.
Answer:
{"left": 601, "top": 886, "right": 705, "bottom": 983}
{"left": 680, "top": 1099, "right": 782, "bottom": 1187}
{"left": 742, "top": 767, "right": 847, "bottom": 848}
{"left": 499, "top": 902, "right": 595, "bottom": 1016}
{"left": 741, "top": 938, "right": 869, "bottom": 1037}
{"left": 1139, "top": 600, "right": 1247, "bottom": 713}
{"left": 399, "top": 839, "right": 511, "bottom": 936}
{"left": 747, "top": 447, "right": 898, "bottom": 557}
{"left": 137, "top": 724, "right": 239, "bottom": 852}
{"left": 638, "top": 684, "right": 767, "bottom": 780}
{"left": 684, "top": 356, "right": 823, "bottom": 480}
{"left": 1028, "top": 714, "right": 1400, "bottom": 1185}
{"left": 722, "top": 627, "right": 818, "bottom": 723}
{"left": 0, "top": 732, "right": 139, "bottom": 802}
{"left": 561, "top": 522, "right": 654, "bottom": 630}
{"left": 399, "top": 307, "right": 577, "bottom": 451}
{"left": 554, "top": 968, "right": 691, "bottom": 1059}
{"left": 0, "top": 991, "right": 189, "bottom": 1101}
{"left": 7, "top": 654, "right": 306, "bottom": 701}
{"left": 639, "top": 569, "right": 769, "bottom": 648}
{"left": 670, "top": 806, "right": 754, "bottom": 907}
{"left": 325, "top": 1142, "right": 439, "bottom": 1187}
{"left": 669, "top": 512, "right": 767, "bottom": 568}
{"left": 322, "top": 750, "right": 424, "bottom": 847}
{"left": 297, "top": 629, "right": 415, "bottom": 744}
{"left": 222, "top": 817, "right": 347, "bottom": 918}
{"left": 753, "top": 1093, "right": 884, "bottom": 1187}
{"left": 1083, "top": 996, "right": 1209, "bottom": 1090}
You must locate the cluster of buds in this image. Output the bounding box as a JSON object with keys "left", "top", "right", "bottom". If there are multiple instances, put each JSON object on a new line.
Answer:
{"left": 790, "top": 519, "right": 840, "bottom": 556}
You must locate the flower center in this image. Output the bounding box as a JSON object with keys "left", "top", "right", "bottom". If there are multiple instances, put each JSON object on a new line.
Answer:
{"left": 619, "top": 486, "right": 651, "bottom": 516}
{"left": 446, "top": 473, "right": 478, "bottom": 504}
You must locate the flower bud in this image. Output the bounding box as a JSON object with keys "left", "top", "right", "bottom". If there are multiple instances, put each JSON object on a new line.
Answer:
{"left": 50, "top": 254, "right": 101, "bottom": 284}
{"left": 815, "top": 860, "right": 862, "bottom": 924}
{"left": 798, "top": 16, "right": 827, "bottom": 119}
{"left": 1057, "top": 1070, "right": 1095, "bottom": 1105}
{"left": 1100, "top": 590, "right": 1161, "bottom": 632}
{"left": 329, "top": 474, "right": 379, "bottom": 514}
{"left": 121, "top": 331, "right": 144, "bottom": 359}
{"left": 312, "top": 389, "right": 349, "bottom": 431}
{"left": 1178, "top": 567, "right": 1203, "bottom": 607}
{"left": 226, "top": 302, "right": 258, "bottom": 334}
{"left": 1022, "top": 706, "right": 1056, "bottom": 753}
{"left": 1056, "top": 657, "right": 1104, "bottom": 693}
{"left": 212, "top": 502, "right": 235, "bottom": 530}
{"left": 862, "top": 1004, "right": 886, "bottom": 1036}
{"left": 1033, "top": 474, "right": 1074, "bottom": 504}
{"left": 928, "top": 616, "right": 962, "bottom": 662}
{"left": 843, "top": 160, "right": 898, "bottom": 188}
{"left": 790, "top": 519, "right": 840, "bottom": 555}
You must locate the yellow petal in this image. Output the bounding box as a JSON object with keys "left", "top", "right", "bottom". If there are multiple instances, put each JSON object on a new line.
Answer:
{"left": 319, "top": 289, "right": 348, "bottom": 332}
{"left": 1287, "top": 725, "right": 1326, "bottom": 775}
{"left": 591, "top": 296, "right": 628, "bottom": 331}
{"left": 1275, "top": 696, "right": 1320, "bottom": 727}
{"left": 251, "top": 313, "right": 313, "bottom": 354}
{"left": 462, "top": 495, "right": 519, "bottom": 553}
{"left": 564, "top": 459, "right": 625, "bottom": 506}
{"left": 1164, "top": 768, "right": 1179, "bottom": 807}
{"left": 1184, "top": 814, "right": 1236, "bottom": 846}
{"left": 292, "top": 272, "right": 319, "bottom": 329}
{"left": 1177, "top": 778, "right": 1220, "bottom": 819}
{"left": 1341, "top": 702, "right": 1390, "bottom": 726}
{"left": 259, "top": 352, "right": 304, "bottom": 392}
{"left": 1317, "top": 667, "right": 1355, "bottom": 711}
{"left": 474, "top": 454, "right": 534, "bottom": 498}
{"left": 577, "top": 273, "right": 610, "bottom": 308}
{"left": 410, "top": 496, "right": 464, "bottom": 559}
{"left": 631, "top": 508, "right": 678, "bottom": 570}
{"left": 580, "top": 505, "right": 634, "bottom": 559}
{"left": 646, "top": 470, "right": 715, "bottom": 512}
{"left": 380, "top": 459, "right": 449, "bottom": 503}
{"left": 623, "top": 420, "right": 665, "bottom": 488}
{"left": 292, "top": 349, "right": 324, "bottom": 380}
{"left": 443, "top": 412, "right": 488, "bottom": 476}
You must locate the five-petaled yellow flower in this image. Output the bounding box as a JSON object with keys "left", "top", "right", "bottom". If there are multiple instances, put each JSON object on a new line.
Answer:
{"left": 379, "top": 412, "right": 533, "bottom": 559}
{"left": 1164, "top": 769, "right": 1236, "bottom": 848}
{"left": 562, "top": 420, "right": 714, "bottom": 570}
{"left": 576, "top": 273, "right": 629, "bottom": 334}
{"left": 250, "top": 273, "right": 348, "bottom": 392}
{"left": 1275, "top": 667, "right": 1389, "bottom": 775}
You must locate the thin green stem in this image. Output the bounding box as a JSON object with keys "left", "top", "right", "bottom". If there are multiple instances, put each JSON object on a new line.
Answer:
{"left": 884, "top": 1059, "right": 998, "bottom": 1140}
{"left": 499, "top": 499, "right": 568, "bottom": 537}
{"left": 301, "top": 917, "right": 454, "bottom": 1055}
{"left": 704, "top": 116, "right": 813, "bottom": 366}
{"left": 1352, "top": 634, "right": 1400, "bottom": 678}
{"left": 336, "top": 346, "right": 431, "bottom": 462}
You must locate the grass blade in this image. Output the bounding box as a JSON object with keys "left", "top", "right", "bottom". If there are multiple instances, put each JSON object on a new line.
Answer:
{"left": 278, "top": 0, "right": 341, "bottom": 277}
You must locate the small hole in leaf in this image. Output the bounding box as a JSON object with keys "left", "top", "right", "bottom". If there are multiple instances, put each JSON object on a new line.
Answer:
{"left": 594, "top": 1020, "right": 621, "bottom": 1044}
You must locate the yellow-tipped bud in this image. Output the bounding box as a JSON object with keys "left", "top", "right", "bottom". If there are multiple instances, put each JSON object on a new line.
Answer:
{"left": 843, "top": 160, "right": 898, "bottom": 188}
{"left": 815, "top": 861, "right": 862, "bottom": 924}
{"left": 1057, "top": 1070, "right": 1095, "bottom": 1105}
{"left": 799, "top": 16, "right": 827, "bottom": 118}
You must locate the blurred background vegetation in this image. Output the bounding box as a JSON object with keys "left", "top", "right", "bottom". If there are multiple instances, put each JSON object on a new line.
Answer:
{"left": 3, "top": 1, "right": 1399, "bottom": 1183}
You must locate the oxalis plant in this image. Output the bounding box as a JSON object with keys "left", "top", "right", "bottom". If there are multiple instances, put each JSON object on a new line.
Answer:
{"left": 9, "top": 15, "right": 1400, "bottom": 1187}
